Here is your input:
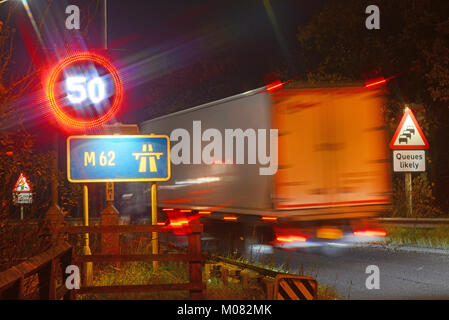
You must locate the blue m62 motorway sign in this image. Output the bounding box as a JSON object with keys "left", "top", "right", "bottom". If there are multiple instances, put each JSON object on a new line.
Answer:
{"left": 67, "top": 135, "right": 171, "bottom": 182}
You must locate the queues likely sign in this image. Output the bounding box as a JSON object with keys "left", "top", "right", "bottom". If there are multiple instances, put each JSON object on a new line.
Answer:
{"left": 393, "top": 150, "right": 425, "bottom": 172}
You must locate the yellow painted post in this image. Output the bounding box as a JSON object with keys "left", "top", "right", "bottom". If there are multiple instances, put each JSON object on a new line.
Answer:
{"left": 83, "top": 184, "right": 93, "bottom": 285}
{"left": 151, "top": 182, "right": 159, "bottom": 271}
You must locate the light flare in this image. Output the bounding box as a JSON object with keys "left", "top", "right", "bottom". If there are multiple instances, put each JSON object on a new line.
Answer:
{"left": 46, "top": 52, "right": 123, "bottom": 129}
{"left": 354, "top": 229, "right": 387, "bottom": 237}
{"left": 276, "top": 235, "right": 307, "bottom": 243}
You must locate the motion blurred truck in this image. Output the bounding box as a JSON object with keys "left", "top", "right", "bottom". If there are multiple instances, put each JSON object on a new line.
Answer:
{"left": 140, "top": 83, "right": 391, "bottom": 247}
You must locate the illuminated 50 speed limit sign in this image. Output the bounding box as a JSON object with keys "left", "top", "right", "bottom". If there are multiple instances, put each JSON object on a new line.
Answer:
{"left": 46, "top": 52, "right": 123, "bottom": 129}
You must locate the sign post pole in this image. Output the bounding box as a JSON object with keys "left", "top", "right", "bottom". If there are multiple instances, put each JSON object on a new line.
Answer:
{"left": 405, "top": 172, "right": 412, "bottom": 217}
{"left": 403, "top": 106, "right": 412, "bottom": 218}
{"left": 82, "top": 184, "right": 93, "bottom": 286}
{"left": 20, "top": 205, "right": 23, "bottom": 220}
{"left": 151, "top": 182, "right": 159, "bottom": 271}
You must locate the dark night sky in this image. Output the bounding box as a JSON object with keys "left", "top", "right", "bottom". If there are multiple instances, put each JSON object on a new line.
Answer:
{"left": 1, "top": 0, "right": 325, "bottom": 139}
{"left": 105, "top": 0, "right": 325, "bottom": 122}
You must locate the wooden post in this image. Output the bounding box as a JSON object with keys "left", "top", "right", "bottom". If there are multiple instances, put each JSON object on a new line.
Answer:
{"left": 221, "top": 268, "right": 228, "bottom": 287}
{"left": 188, "top": 219, "right": 203, "bottom": 299}
{"left": 48, "top": 259, "right": 57, "bottom": 300}
{"left": 151, "top": 182, "right": 159, "bottom": 271}
{"left": 263, "top": 278, "right": 274, "bottom": 300}
{"left": 101, "top": 182, "right": 120, "bottom": 255}
{"left": 1, "top": 277, "right": 24, "bottom": 299}
{"left": 241, "top": 272, "right": 249, "bottom": 288}
{"left": 38, "top": 260, "right": 56, "bottom": 300}
{"left": 405, "top": 172, "right": 412, "bottom": 217}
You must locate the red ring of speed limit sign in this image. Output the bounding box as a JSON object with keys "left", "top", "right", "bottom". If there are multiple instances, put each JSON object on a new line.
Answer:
{"left": 46, "top": 52, "right": 123, "bottom": 129}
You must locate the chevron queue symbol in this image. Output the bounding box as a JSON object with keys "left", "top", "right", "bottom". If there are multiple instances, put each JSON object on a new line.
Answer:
{"left": 390, "top": 107, "right": 429, "bottom": 149}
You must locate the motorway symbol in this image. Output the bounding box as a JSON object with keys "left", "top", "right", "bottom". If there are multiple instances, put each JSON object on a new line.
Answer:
{"left": 274, "top": 274, "right": 318, "bottom": 300}
{"left": 132, "top": 144, "right": 163, "bottom": 173}
{"left": 390, "top": 107, "right": 429, "bottom": 149}
{"left": 67, "top": 135, "right": 170, "bottom": 182}
{"left": 12, "top": 173, "right": 32, "bottom": 193}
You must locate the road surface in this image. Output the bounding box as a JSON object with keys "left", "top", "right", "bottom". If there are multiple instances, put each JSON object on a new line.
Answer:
{"left": 200, "top": 227, "right": 449, "bottom": 299}
{"left": 255, "top": 246, "right": 449, "bottom": 299}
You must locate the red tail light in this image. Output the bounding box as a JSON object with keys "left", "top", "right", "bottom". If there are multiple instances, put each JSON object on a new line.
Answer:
{"left": 198, "top": 211, "right": 211, "bottom": 216}
{"left": 163, "top": 209, "right": 193, "bottom": 235}
{"left": 365, "top": 77, "right": 387, "bottom": 88}
{"left": 276, "top": 235, "right": 307, "bottom": 243}
{"left": 354, "top": 229, "right": 387, "bottom": 237}
{"left": 169, "top": 219, "right": 189, "bottom": 227}
{"left": 266, "top": 80, "right": 283, "bottom": 92}
{"left": 165, "top": 216, "right": 192, "bottom": 235}
{"left": 223, "top": 216, "right": 238, "bottom": 221}
{"left": 262, "top": 216, "right": 278, "bottom": 222}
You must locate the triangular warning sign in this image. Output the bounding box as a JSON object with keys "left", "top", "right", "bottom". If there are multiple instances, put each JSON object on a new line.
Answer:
{"left": 13, "top": 173, "right": 32, "bottom": 193}
{"left": 389, "top": 107, "right": 429, "bottom": 149}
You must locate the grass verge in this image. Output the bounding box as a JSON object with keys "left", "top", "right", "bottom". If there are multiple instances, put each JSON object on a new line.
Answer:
{"left": 77, "top": 261, "right": 266, "bottom": 300}
{"left": 386, "top": 225, "right": 449, "bottom": 249}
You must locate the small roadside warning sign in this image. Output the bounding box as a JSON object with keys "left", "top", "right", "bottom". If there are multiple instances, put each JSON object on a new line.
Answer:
{"left": 12, "top": 173, "right": 33, "bottom": 206}
{"left": 389, "top": 107, "right": 429, "bottom": 149}
{"left": 12, "top": 173, "right": 32, "bottom": 193}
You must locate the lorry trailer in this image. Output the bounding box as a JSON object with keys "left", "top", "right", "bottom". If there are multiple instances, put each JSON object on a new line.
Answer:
{"left": 139, "top": 84, "right": 391, "bottom": 247}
